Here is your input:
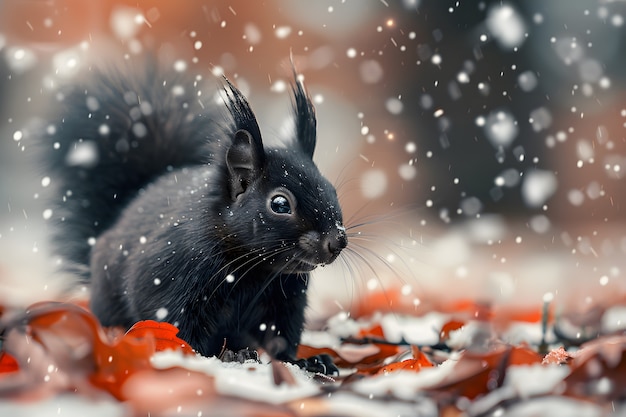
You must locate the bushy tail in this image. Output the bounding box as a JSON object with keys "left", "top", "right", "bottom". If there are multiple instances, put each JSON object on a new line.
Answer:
{"left": 42, "top": 60, "right": 222, "bottom": 277}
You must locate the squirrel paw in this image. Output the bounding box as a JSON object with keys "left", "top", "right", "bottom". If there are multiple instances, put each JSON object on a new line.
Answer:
{"left": 294, "top": 354, "right": 339, "bottom": 376}
{"left": 220, "top": 348, "right": 260, "bottom": 364}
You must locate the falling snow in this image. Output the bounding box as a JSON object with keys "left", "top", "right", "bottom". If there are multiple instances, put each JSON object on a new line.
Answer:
{"left": 2, "top": 1, "right": 626, "bottom": 415}
{"left": 485, "top": 4, "right": 526, "bottom": 50}
{"left": 483, "top": 110, "right": 518, "bottom": 148}
{"left": 521, "top": 169, "right": 558, "bottom": 208}
{"left": 65, "top": 141, "right": 99, "bottom": 168}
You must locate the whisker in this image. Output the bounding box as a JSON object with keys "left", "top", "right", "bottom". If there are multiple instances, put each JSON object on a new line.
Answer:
{"left": 203, "top": 244, "right": 297, "bottom": 304}
{"left": 237, "top": 248, "right": 308, "bottom": 324}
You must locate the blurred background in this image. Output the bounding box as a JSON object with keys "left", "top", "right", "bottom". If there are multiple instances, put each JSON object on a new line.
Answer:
{"left": 1, "top": 0, "right": 626, "bottom": 323}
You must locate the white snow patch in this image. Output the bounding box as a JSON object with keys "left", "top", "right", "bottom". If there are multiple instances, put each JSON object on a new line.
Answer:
{"left": 300, "top": 330, "right": 341, "bottom": 349}
{"left": 325, "top": 312, "right": 362, "bottom": 339}
{"left": 430, "top": 232, "right": 471, "bottom": 267}
{"left": 323, "top": 391, "right": 434, "bottom": 417}
{"left": 462, "top": 215, "right": 508, "bottom": 244}
{"left": 352, "top": 360, "right": 456, "bottom": 400}
{"left": 505, "top": 396, "right": 602, "bottom": 417}
{"left": 0, "top": 394, "right": 126, "bottom": 417}
{"left": 151, "top": 352, "right": 320, "bottom": 404}
{"left": 381, "top": 312, "right": 448, "bottom": 346}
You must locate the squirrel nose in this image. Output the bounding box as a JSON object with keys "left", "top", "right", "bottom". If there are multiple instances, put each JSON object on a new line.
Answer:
{"left": 322, "top": 227, "right": 347, "bottom": 260}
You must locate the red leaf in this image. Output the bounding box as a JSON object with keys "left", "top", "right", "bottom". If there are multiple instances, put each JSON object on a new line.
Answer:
{"left": 357, "top": 323, "right": 386, "bottom": 339}
{"left": 439, "top": 320, "right": 465, "bottom": 343}
{"left": 11, "top": 302, "right": 158, "bottom": 400}
{"left": 0, "top": 352, "right": 19, "bottom": 374}
{"left": 377, "top": 347, "right": 433, "bottom": 375}
{"left": 509, "top": 344, "right": 543, "bottom": 366}
{"left": 126, "top": 320, "right": 195, "bottom": 355}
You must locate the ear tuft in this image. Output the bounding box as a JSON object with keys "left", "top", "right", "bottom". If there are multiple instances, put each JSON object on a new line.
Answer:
{"left": 291, "top": 73, "right": 317, "bottom": 159}
{"left": 222, "top": 77, "right": 264, "bottom": 153}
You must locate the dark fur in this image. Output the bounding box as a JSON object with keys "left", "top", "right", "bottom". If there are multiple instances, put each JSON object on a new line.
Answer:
{"left": 43, "top": 59, "right": 347, "bottom": 360}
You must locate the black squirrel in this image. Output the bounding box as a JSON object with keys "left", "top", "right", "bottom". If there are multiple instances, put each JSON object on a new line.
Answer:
{"left": 42, "top": 58, "right": 347, "bottom": 373}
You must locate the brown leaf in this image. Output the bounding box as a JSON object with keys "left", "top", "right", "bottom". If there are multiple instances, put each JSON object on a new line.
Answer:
{"left": 271, "top": 361, "right": 297, "bottom": 386}
{"left": 426, "top": 344, "right": 542, "bottom": 402}
{"left": 564, "top": 334, "right": 626, "bottom": 401}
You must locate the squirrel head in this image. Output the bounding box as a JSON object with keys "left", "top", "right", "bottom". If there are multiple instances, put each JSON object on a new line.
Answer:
{"left": 219, "top": 77, "right": 347, "bottom": 273}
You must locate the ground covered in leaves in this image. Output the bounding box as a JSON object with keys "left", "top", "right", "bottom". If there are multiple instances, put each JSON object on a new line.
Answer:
{"left": 1, "top": 291, "right": 625, "bottom": 417}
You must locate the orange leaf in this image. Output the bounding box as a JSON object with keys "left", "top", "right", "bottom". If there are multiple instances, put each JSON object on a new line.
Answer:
{"left": 357, "top": 323, "right": 386, "bottom": 339}
{"left": 0, "top": 351, "right": 19, "bottom": 374}
{"left": 377, "top": 347, "right": 433, "bottom": 375}
{"left": 509, "top": 344, "right": 543, "bottom": 366}
{"left": 126, "top": 320, "right": 195, "bottom": 355}
{"left": 18, "top": 302, "right": 156, "bottom": 400}
{"left": 439, "top": 320, "right": 465, "bottom": 343}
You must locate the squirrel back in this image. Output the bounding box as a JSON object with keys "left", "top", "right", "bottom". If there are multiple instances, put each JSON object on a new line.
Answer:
{"left": 41, "top": 56, "right": 348, "bottom": 362}
{"left": 45, "top": 61, "right": 221, "bottom": 275}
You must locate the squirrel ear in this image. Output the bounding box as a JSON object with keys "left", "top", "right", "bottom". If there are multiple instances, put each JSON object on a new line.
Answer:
{"left": 226, "top": 129, "right": 264, "bottom": 200}
{"left": 292, "top": 77, "right": 317, "bottom": 159}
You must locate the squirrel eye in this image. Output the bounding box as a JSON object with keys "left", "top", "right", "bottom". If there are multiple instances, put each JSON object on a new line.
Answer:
{"left": 270, "top": 194, "right": 292, "bottom": 215}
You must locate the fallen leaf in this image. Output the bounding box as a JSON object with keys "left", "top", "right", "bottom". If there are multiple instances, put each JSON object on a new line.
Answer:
{"left": 563, "top": 334, "right": 626, "bottom": 401}
{"left": 297, "top": 342, "right": 400, "bottom": 373}
{"left": 426, "top": 344, "right": 542, "bottom": 402}
{"left": 439, "top": 320, "right": 465, "bottom": 343}
{"left": 377, "top": 347, "right": 433, "bottom": 375}
{"left": 0, "top": 352, "right": 19, "bottom": 374}
{"left": 125, "top": 320, "right": 195, "bottom": 355}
